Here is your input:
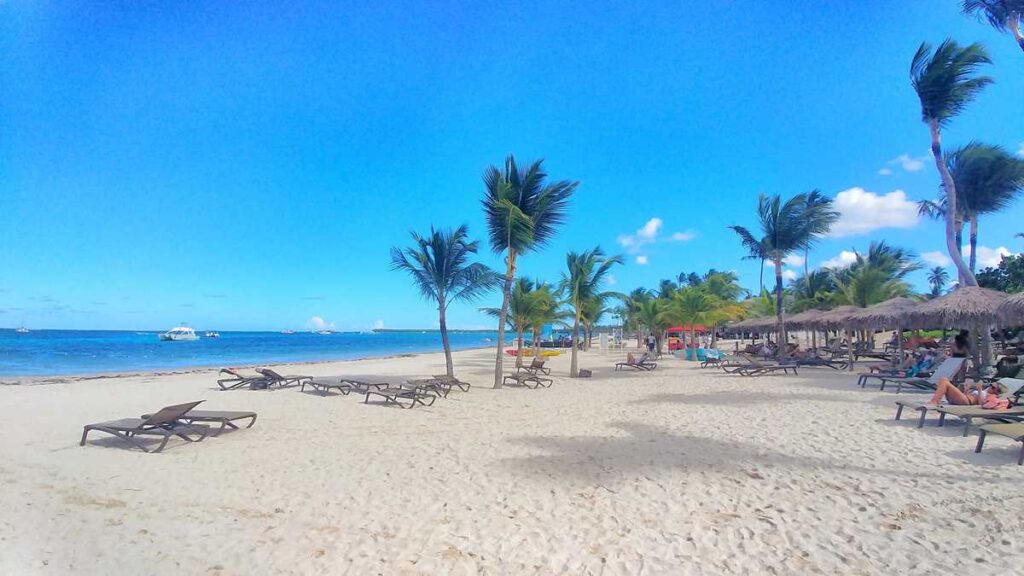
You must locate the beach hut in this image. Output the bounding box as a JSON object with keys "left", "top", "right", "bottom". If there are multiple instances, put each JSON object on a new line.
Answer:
{"left": 846, "top": 297, "right": 918, "bottom": 363}
{"left": 785, "top": 309, "right": 826, "bottom": 350}
{"left": 815, "top": 305, "right": 863, "bottom": 371}
{"left": 906, "top": 287, "right": 1009, "bottom": 372}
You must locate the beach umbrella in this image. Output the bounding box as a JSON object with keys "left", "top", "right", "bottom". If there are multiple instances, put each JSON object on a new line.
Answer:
{"left": 786, "top": 309, "right": 825, "bottom": 329}
{"left": 846, "top": 297, "right": 919, "bottom": 363}
{"left": 905, "top": 286, "right": 1008, "bottom": 329}
{"left": 995, "top": 292, "right": 1024, "bottom": 327}
{"left": 815, "top": 305, "right": 862, "bottom": 371}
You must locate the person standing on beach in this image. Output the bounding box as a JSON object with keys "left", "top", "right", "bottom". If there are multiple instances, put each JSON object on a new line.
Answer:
{"left": 646, "top": 333, "right": 657, "bottom": 356}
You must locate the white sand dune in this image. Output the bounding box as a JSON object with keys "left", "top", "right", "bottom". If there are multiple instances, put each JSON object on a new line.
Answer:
{"left": 1, "top": 346, "right": 1022, "bottom": 575}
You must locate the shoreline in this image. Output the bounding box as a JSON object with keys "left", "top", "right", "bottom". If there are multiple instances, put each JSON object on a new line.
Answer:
{"left": 0, "top": 344, "right": 498, "bottom": 386}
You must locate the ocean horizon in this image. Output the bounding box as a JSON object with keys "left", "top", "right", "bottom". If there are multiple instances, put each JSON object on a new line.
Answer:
{"left": 0, "top": 329, "right": 500, "bottom": 378}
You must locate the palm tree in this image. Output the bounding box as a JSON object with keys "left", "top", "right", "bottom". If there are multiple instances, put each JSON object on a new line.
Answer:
{"left": 918, "top": 143, "right": 1024, "bottom": 277}
{"left": 702, "top": 270, "right": 747, "bottom": 302}
{"left": 635, "top": 299, "right": 670, "bottom": 355}
{"left": 730, "top": 192, "right": 837, "bottom": 355}
{"left": 962, "top": 1, "right": 1024, "bottom": 53}
{"left": 391, "top": 225, "right": 499, "bottom": 377}
{"left": 481, "top": 278, "right": 539, "bottom": 368}
{"left": 622, "top": 287, "right": 655, "bottom": 349}
{"left": 560, "top": 247, "right": 623, "bottom": 377}
{"left": 910, "top": 39, "right": 993, "bottom": 287}
{"left": 828, "top": 242, "right": 921, "bottom": 308}
{"left": 663, "top": 287, "right": 742, "bottom": 359}
{"left": 525, "top": 282, "right": 568, "bottom": 359}
{"left": 927, "top": 266, "right": 950, "bottom": 297}
{"left": 802, "top": 190, "right": 840, "bottom": 279}
{"left": 580, "top": 294, "right": 614, "bottom": 350}
{"left": 483, "top": 156, "right": 577, "bottom": 387}
{"left": 657, "top": 279, "right": 679, "bottom": 299}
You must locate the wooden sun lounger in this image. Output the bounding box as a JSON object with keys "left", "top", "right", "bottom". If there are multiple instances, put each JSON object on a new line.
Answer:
{"left": 403, "top": 379, "right": 450, "bottom": 398}
{"left": 217, "top": 368, "right": 268, "bottom": 390}
{"left": 81, "top": 401, "right": 210, "bottom": 453}
{"left": 736, "top": 363, "right": 798, "bottom": 377}
{"left": 936, "top": 405, "right": 1024, "bottom": 437}
{"left": 301, "top": 378, "right": 355, "bottom": 396}
{"left": 142, "top": 409, "right": 258, "bottom": 436}
{"left": 615, "top": 354, "right": 656, "bottom": 371}
{"left": 256, "top": 368, "right": 313, "bottom": 389}
{"left": 862, "top": 358, "right": 966, "bottom": 393}
{"left": 363, "top": 386, "right": 436, "bottom": 409}
{"left": 502, "top": 373, "right": 553, "bottom": 388}
{"left": 517, "top": 358, "right": 551, "bottom": 376}
{"left": 974, "top": 423, "right": 1024, "bottom": 465}
{"left": 431, "top": 374, "right": 472, "bottom": 392}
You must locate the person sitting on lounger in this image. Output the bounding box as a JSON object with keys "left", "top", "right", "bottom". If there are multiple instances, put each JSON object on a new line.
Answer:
{"left": 926, "top": 379, "right": 1005, "bottom": 407}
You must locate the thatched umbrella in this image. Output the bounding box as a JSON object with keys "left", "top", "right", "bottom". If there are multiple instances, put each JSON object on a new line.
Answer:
{"left": 907, "top": 287, "right": 1009, "bottom": 373}
{"left": 785, "top": 309, "right": 826, "bottom": 351}
{"left": 846, "top": 297, "right": 919, "bottom": 362}
{"left": 905, "top": 287, "right": 1008, "bottom": 329}
{"left": 995, "top": 292, "right": 1024, "bottom": 327}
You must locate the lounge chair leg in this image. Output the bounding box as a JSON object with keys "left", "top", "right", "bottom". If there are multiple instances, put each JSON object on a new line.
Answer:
{"left": 1018, "top": 443, "right": 1023, "bottom": 466}
{"left": 938, "top": 413, "right": 946, "bottom": 427}
{"left": 917, "top": 408, "right": 927, "bottom": 429}
{"left": 894, "top": 405, "right": 904, "bottom": 421}
{"left": 961, "top": 417, "right": 971, "bottom": 438}
{"left": 80, "top": 427, "right": 91, "bottom": 446}
{"left": 974, "top": 430, "right": 987, "bottom": 454}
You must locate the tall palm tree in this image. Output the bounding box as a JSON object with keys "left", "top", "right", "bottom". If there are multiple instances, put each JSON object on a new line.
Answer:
{"left": 918, "top": 143, "right": 1024, "bottom": 277}
{"left": 962, "top": 1, "right": 1024, "bottom": 53}
{"left": 560, "top": 247, "right": 623, "bottom": 377}
{"left": 730, "top": 192, "right": 837, "bottom": 355}
{"left": 927, "top": 266, "right": 950, "bottom": 297}
{"left": 802, "top": 190, "right": 840, "bottom": 279}
{"left": 391, "top": 225, "right": 499, "bottom": 377}
{"left": 910, "top": 39, "right": 993, "bottom": 287}
{"left": 702, "top": 270, "right": 747, "bottom": 302}
{"left": 828, "top": 242, "right": 921, "bottom": 308}
{"left": 483, "top": 156, "right": 577, "bottom": 387}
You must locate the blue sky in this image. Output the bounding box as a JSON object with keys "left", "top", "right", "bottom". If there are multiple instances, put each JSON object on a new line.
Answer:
{"left": 2, "top": 1, "right": 1022, "bottom": 331}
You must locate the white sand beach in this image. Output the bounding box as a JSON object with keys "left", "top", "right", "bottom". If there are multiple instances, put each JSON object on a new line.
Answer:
{"left": 2, "top": 346, "right": 1022, "bottom": 575}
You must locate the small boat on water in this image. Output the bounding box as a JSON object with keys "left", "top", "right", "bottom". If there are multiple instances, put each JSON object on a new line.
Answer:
{"left": 15, "top": 326, "right": 29, "bottom": 333}
{"left": 281, "top": 329, "right": 295, "bottom": 334}
{"left": 159, "top": 326, "right": 199, "bottom": 341}
{"left": 205, "top": 331, "right": 220, "bottom": 338}
{"left": 314, "top": 330, "right": 334, "bottom": 335}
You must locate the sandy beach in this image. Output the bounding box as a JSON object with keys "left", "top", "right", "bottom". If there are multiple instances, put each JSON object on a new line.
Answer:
{"left": 2, "top": 345, "right": 1022, "bottom": 575}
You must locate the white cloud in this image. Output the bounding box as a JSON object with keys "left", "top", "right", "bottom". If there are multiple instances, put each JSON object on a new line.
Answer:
{"left": 921, "top": 251, "right": 951, "bottom": 267}
{"left": 820, "top": 250, "right": 859, "bottom": 270}
{"left": 783, "top": 254, "right": 805, "bottom": 267}
{"left": 635, "top": 255, "right": 649, "bottom": 265}
{"left": 618, "top": 217, "right": 695, "bottom": 252}
{"left": 782, "top": 269, "right": 798, "bottom": 282}
{"left": 1018, "top": 142, "right": 1024, "bottom": 158}
{"left": 963, "top": 245, "right": 1014, "bottom": 269}
{"left": 306, "top": 315, "right": 336, "bottom": 331}
{"left": 877, "top": 167, "right": 893, "bottom": 176}
{"left": 828, "top": 187, "right": 920, "bottom": 237}
{"left": 606, "top": 274, "right": 617, "bottom": 286}
{"left": 885, "top": 153, "right": 929, "bottom": 173}
{"left": 373, "top": 319, "right": 385, "bottom": 330}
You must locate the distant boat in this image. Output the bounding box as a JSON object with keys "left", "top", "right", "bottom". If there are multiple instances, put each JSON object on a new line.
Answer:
{"left": 159, "top": 326, "right": 199, "bottom": 341}
{"left": 204, "top": 331, "right": 220, "bottom": 338}
{"left": 281, "top": 329, "right": 294, "bottom": 334}
{"left": 15, "top": 326, "right": 29, "bottom": 333}
{"left": 315, "top": 330, "right": 334, "bottom": 335}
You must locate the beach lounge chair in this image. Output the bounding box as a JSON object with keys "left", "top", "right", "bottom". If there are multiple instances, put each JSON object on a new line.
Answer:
{"left": 720, "top": 356, "right": 798, "bottom": 376}
{"left": 615, "top": 353, "right": 657, "bottom": 371}
{"left": 303, "top": 378, "right": 390, "bottom": 395}
{"left": 142, "top": 409, "right": 257, "bottom": 436}
{"left": 700, "top": 349, "right": 724, "bottom": 368}
{"left": 81, "top": 401, "right": 210, "bottom": 453}
{"left": 502, "top": 372, "right": 553, "bottom": 388}
{"left": 864, "top": 357, "right": 966, "bottom": 393}
{"left": 363, "top": 386, "right": 436, "bottom": 409}
{"left": 217, "top": 368, "right": 268, "bottom": 390}
{"left": 892, "top": 377, "right": 1024, "bottom": 431}
{"left": 431, "top": 374, "right": 472, "bottom": 392}
{"left": 974, "top": 423, "right": 1024, "bottom": 465}
{"left": 785, "top": 356, "right": 847, "bottom": 370}
{"left": 256, "top": 367, "right": 313, "bottom": 389}
{"left": 404, "top": 379, "right": 450, "bottom": 398}
{"left": 517, "top": 358, "right": 551, "bottom": 376}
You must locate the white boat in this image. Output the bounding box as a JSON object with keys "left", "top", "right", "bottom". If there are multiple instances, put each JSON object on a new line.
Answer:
{"left": 15, "top": 326, "right": 29, "bottom": 333}
{"left": 281, "top": 329, "right": 294, "bottom": 334}
{"left": 205, "top": 331, "right": 220, "bottom": 338}
{"left": 159, "top": 326, "right": 199, "bottom": 341}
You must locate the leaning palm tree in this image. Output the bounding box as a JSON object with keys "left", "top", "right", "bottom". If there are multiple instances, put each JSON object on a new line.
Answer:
{"left": 962, "top": 1, "right": 1024, "bottom": 53}
{"left": 911, "top": 39, "right": 993, "bottom": 287}
{"left": 390, "top": 225, "right": 499, "bottom": 377}
{"left": 927, "top": 266, "right": 950, "bottom": 297}
{"left": 483, "top": 156, "right": 577, "bottom": 387}
{"left": 730, "top": 192, "right": 836, "bottom": 355}
{"left": 560, "top": 247, "right": 623, "bottom": 377}
{"left": 918, "top": 143, "right": 1024, "bottom": 277}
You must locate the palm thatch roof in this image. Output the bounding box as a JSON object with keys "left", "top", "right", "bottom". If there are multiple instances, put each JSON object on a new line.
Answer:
{"left": 785, "top": 309, "right": 827, "bottom": 329}
{"left": 906, "top": 286, "right": 1008, "bottom": 329}
{"left": 727, "top": 317, "right": 774, "bottom": 332}
{"left": 846, "top": 297, "right": 918, "bottom": 329}
{"left": 815, "top": 305, "right": 863, "bottom": 328}
{"left": 996, "top": 292, "right": 1024, "bottom": 326}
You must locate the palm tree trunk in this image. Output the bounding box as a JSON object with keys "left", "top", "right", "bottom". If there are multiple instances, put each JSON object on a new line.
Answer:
{"left": 689, "top": 327, "right": 697, "bottom": 361}
{"left": 759, "top": 259, "right": 765, "bottom": 292}
{"left": 773, "top": 258, "right": 784, "bottom": 358}
{"left": 929, "top": 120, "right": 977, "bottom": 287}
{"left": 955, "top": 218, "right": 964, "bottom": 285}
{"left": 492, "top": 250, "right": 517, "bottom": 388}
{"left": 532, "top": 326, "right": 541, "bottom": 359}
{"left": 515, "top": 327, "right": 525, "bottom": 368}
{"left": 570, "top": 310, "right": 581, "bottom": 377}
{"left": 439, "top": 305, "right": 454, "bottom": 377}
{"left": 1009, "top": 15, "right": 1024, "bottom": 53}
{"left": 968, "top": 216, "right": 978, "bottom": 274}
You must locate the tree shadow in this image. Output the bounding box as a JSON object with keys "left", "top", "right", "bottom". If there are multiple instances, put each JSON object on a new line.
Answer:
{"left": 500, "top": 420, "right": 993, "bottom": 484}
